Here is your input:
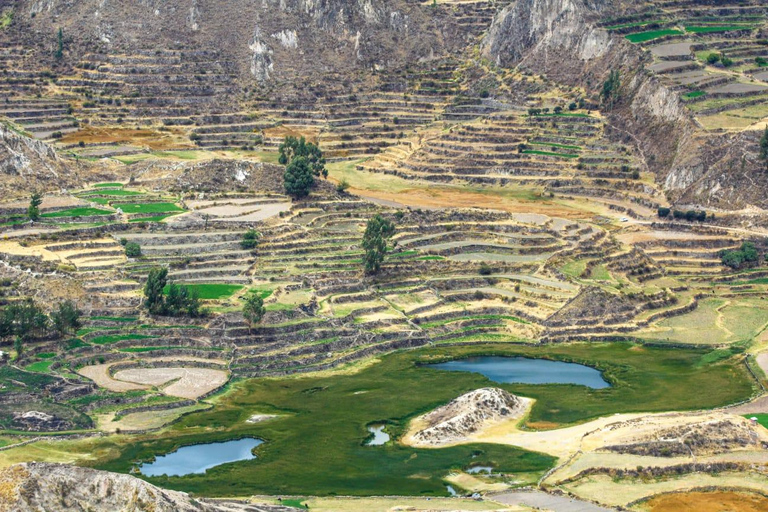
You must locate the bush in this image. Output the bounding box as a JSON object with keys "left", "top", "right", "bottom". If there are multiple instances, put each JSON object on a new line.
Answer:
{"left": 479, "top": 263, "right": 493, "bottom": 276}
{"left": 336, "top": 179, "right": 350, "bottom": 193}
{"left": 706, "top": 53, "right": 720, "bottom": 65}
{"left": 124, "top": 242, "right": 141, "bottom": 258}
{"left": 657, "top": 207, "right": 670, "bottom": 218}
{"left": 241, "top": 229, "right": 261, "bottom": 250}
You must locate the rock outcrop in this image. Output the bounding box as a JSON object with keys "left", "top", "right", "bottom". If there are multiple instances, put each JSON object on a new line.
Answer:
{"left": 0, "top": 462, "right": 296, "bottom": 512}
{"left": 0, "top": 123, "right": 79, "bottom": 198}
{"left": 411, "top": 387, "right": 528, "bottom": 446}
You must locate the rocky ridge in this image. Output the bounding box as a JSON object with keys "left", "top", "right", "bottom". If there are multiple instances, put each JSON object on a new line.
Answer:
{"left": 411, "top": 387, "right": 529, "bottom": 446}
{"left": 0, "top": 462, "right": 296, "bottom": 512}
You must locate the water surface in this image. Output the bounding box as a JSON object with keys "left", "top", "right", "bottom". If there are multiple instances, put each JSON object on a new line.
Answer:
{"left": 140, "top": 438, "right": 263, "bottom": 477}
{"left": 365, "top": 424, "right": 390, "bottom": 446}
{"left": 425, "top": 356, "right": 609, "bottom": 389}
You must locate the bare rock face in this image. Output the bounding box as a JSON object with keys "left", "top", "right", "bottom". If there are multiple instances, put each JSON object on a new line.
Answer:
{"left": 412, "top": 387, "right": 527, "bottom": 446}
{"left": 0, "top": 462, "right": 296, "bottom": 512}
{"left": 0, "top": 124, "right": 79, "bottom": 199}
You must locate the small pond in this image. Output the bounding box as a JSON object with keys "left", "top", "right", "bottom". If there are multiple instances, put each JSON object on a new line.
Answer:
{"left": 425, "top": 356, "right": 610, "bottom": 389}
{"left": 140, "top": 438, "right": 263, "bottom": 477}
{"left": 466, "top": 465, "right": 494, "bottom": 474}
{"left": 365, "top": 424, "right": 390, "bottom": 446}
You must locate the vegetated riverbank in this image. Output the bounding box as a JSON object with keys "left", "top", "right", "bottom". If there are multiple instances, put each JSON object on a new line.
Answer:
{"left": 4, "top": 342, "right": 755, "bottom": 497}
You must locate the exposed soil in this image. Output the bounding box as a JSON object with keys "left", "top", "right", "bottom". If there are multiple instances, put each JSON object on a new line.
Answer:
{"left": 643, "top": 490, "right": 768, "bottom": 512}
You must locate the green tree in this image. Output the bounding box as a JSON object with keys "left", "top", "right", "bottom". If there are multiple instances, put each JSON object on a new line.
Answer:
{"left": 124, "top": 242, "right": 142, "bottom": 258}
{"left": 28, "top": 192, "right": 42, "bottom": 221}
{"left": 362, "top": 214, "right": 396, "bottom": 274}
{"left": 13, "top": 336, "right": 23, "bottom": 358}
{"left": 144, "top": 267, "right": 168, "bottom": 315}
{"left": 51, "top": 300, "right": 81, "bottom": 336}
{"left": 278, "top": 136, "right": 326, "bottom": 178}
{"left": 243, "top": 293, "right": 265, "bottom": 331}
{"left": 760, "top": 126, "right": 768, "bottom": 170}
{"left": 55, "top": 27, "right": 63, "bottom": 60}
{"left": 601, "top": 70, "right": 621, "bottom": 110}
{"left": 284, "top": 156, "right": 314, "bottom": 198}
{"left": 241, "top": 229, "right": 261, "bottom": 250}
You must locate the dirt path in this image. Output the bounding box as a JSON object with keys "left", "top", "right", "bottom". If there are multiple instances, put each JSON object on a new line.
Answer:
{"left": 492, "top": 491, "right": 615, "bottom": 512}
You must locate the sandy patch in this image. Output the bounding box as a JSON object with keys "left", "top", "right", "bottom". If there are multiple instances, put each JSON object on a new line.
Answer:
{"left": 78, "top": 364, "right": 149, "bottom": 392}
{"left": 112, "top": 367, "right": 228, "bottom": 399}
{"left": 246, "top": 414, "right": 278, "bottom": 423}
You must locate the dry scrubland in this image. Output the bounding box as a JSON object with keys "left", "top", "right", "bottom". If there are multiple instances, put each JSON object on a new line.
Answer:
{"left": 0, "top": 0, "right": 768, "bottom": 509}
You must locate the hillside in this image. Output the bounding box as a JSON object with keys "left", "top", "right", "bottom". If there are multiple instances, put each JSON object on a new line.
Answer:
{"left": 0, "top": 462, "right": 295, "bottom": 512}
{"left": 2, "top": 1, "right": 768, "bottom": 510}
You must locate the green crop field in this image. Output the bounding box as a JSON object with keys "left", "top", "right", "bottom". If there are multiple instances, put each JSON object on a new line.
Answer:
{"left": 682, "top": 91, "right": 706, "bottom": 100}
{"left": 93, "top": 183, "right": 124, "bottom": 188}
{"left": 164, "top": 283, "right": 243, "bottom": 300}
{"left": 10, "top": 342, "right": 744, "bottom": 496}
{"left": 80, "top": 189, "right": 144, "bottom": 197}
{"left": 89, "top": 334, "right": 157, "bottom": 345}
{"left": 625, "top": 29, "right": 683, "bottom": 42}
{"left": 685, "top": 25, "right": 754, "bottom": 34}
{"left": 114, "top": 202, "right": 184, "bottom": 214}
{"left": 41, "top": 207, "right": 113, "bottom": 218}
{"left": 25, "top": 361, "right": 54, "bottom": 373}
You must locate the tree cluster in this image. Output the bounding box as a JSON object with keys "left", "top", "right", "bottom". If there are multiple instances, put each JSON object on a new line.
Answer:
{"left": 362, "top": 214, "right": 396, "bottom": 274}
{"left": 280, "top": 136, "right": 327, "bottom": 198}
{"left": 658, "top": 208, "right": 708, "bottom": 222}
{"left": 0, "top": 299, "right": 81, "bottom": 343}
{"left": 720, "top": 241, "right": 761, "bottom": 270}
{"left": 143, "top": 267, "right": 204, "bottom": 317}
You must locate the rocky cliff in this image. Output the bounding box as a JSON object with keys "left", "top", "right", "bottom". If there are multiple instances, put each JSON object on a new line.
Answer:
{"left": 0, "top": 462, "right": 296, "bottom": 512}
{"left": 0, "top": 123, "right": 80, "bottom": 198}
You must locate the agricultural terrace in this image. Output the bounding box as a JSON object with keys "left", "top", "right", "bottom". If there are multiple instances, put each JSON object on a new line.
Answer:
{"left": 602, "top": 1, "right": 768, "bottom": 130}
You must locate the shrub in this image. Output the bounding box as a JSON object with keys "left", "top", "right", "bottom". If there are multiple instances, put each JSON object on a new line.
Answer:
{"left": 336, "top": 179, "right": 350, "bottom": 193}
{"left": 657, "top": 207, "right": 671, "bottom": 218}
{"left": 479, "top": 263, "right": 493, "bottom": 276}
{"left": 706, "top": 53, "right": 720, "bottom": 65}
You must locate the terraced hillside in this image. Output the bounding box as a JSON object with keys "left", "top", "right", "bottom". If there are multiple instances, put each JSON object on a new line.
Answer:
{"left": 2, "top": 0, "right": 768, "bottom": 510}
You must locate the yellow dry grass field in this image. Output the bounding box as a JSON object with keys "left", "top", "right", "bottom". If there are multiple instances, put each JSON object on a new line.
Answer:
{"left": 641, "top": 490, "right": 768, "bottom": 512}
{"left": 298, "top": 496, "right": 526, "bottom": 512}
{"left": 562, "top": 472, "right": 768, "bottom": 508}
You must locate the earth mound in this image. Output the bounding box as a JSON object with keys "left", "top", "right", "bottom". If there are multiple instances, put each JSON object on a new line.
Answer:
{"left": 410, "top": 387, "right": 529, "bottom": 447}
